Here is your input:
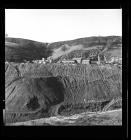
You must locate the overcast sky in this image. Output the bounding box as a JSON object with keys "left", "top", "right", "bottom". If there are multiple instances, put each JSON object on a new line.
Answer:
{"left": 5, "top": 9, "right": 122, "bottom": 43}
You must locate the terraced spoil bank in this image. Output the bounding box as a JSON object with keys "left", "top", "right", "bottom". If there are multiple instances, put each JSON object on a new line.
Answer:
{"left": 6, "top": 109, "right": 122, "bottom": 126}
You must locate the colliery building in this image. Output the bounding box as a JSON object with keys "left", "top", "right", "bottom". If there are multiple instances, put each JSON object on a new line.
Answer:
{"left": 61, "top": 60, "right": 77, "bottom": 64}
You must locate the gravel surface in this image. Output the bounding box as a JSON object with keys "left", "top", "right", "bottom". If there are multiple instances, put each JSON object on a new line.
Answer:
{"left": 6, "top": 109, "right": 122, "bottom": 126}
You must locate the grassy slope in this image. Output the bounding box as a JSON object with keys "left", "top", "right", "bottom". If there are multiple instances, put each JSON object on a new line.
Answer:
{"left": 48, "top": 36, "right": 122, "bottom": 61}
{"left": 5, "top": 37, "right": 51, "bottom": 62}
{"left": 5, "top": 36, "right": 122, "bottom": 62}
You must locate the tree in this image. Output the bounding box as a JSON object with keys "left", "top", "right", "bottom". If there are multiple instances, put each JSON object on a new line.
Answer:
{"left": 61, "top": 45, "right": 68, "bottom": 52}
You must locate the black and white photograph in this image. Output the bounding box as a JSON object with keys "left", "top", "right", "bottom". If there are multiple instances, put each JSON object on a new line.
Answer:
{"left": 4, "top": 9, "right": 122, "bottom": 126}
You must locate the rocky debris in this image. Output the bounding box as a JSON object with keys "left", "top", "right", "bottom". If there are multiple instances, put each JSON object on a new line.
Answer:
{"left": 5, "top": 63, "right": 122, "bottom": 124}
{"left": 6, "top": 109, "right": 122, "bottom": 126}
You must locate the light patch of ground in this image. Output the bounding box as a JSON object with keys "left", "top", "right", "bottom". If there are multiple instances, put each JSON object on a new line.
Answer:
{"left": 51, "top": 44, "right": 101, "bottom": 59}
{"left": 5, "top": 42, "right": 18, "bottom": 47}
{"left": 52, "top": 44, "right": 83, "bottom": 59}
{"left": 108, "top": 48, "right": 122, "bottom": 58}
{"left": 6, "top": 109, "right": 122, "bottom": 126}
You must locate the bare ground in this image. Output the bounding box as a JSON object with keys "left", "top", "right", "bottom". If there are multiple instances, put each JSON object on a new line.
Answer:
{"left": 6, "top": 109, "right": 122, "bottom": 126}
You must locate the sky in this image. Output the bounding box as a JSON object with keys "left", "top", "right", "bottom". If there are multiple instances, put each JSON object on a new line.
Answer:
{"left": 5, "top": 9, "right": 122, "bottom": 43}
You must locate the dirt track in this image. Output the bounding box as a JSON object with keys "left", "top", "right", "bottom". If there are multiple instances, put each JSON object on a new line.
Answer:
{"left": 6, "top": 109, "right": 122, "bottom": 126}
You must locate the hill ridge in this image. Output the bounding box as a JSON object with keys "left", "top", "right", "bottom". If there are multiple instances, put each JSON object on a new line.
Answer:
{"left": 5, "top": 36, "right": 122, "bottom": 62}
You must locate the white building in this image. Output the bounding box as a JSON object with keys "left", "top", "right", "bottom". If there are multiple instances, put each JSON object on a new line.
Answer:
{"left": 61, "top": 60, "right": 75, "bottom": 64}
{"left": 108, "top": 56, "right": 122, "bottom": 64}
{"left": 42, "top": 58, "right": 45, "bottom": 61}
{"left": 72, "top": 58, "right": 82, "bottom": 63}
{"left": 47, "top": 57, "right": 53, "bottom": 63}
{"left": 5, "top": 61, "right": 9, "bottom": 64}
{"left": 82, "top": 59, "right": 90, "bottom": 64}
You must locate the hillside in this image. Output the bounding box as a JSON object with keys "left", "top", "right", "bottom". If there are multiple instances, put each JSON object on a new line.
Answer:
{"left": 5, "top": 63, "right": 122, "bottom": 123}
{"left": 48, "top": 36, "right": 122, "bottom": 60}
{"left": 5, "top": 36, "right": 122, "bottom": 62}
{"left": 48, "top": 36, "right": 121, "bottom": 49}
{"left": 5, "top": 37, "right": 52, "bottom": 62}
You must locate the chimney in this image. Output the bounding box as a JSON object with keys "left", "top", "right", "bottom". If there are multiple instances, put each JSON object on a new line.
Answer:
{"left": 104, "top": 55, "right": 107, "bottom": 63}
{"left": 97, "top": 54, "right": 100, "bottom": 64}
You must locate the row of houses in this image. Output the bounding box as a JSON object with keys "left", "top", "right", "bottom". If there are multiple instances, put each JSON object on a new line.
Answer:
{"left": 59, "top": 53, "right": 104, "bottom": 65}
{"left": 59, "top": 58, "right": 93, "bottom": 65}
{"left": 5, "top": 55, "right": 122, "bottom": 65}
{"left": 107, "top": 56, "right": 122, "bottom": 64}
{"left": 32, "top": 57, "right": 53, "bottom": 64}
{"left": 59, "top": 55, "right": 122, "bottom": 65}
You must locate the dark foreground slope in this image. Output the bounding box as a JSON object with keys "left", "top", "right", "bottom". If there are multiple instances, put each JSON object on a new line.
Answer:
{"left": 5, "top": 63, "right": 64, "bottom": 123}
{"left": 5, "top": 63, "right": 122, "bottom": 123}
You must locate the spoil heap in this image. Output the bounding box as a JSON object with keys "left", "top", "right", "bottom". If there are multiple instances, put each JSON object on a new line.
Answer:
{"left": 5, "top": 63, "right": 122, "bottom": 123}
